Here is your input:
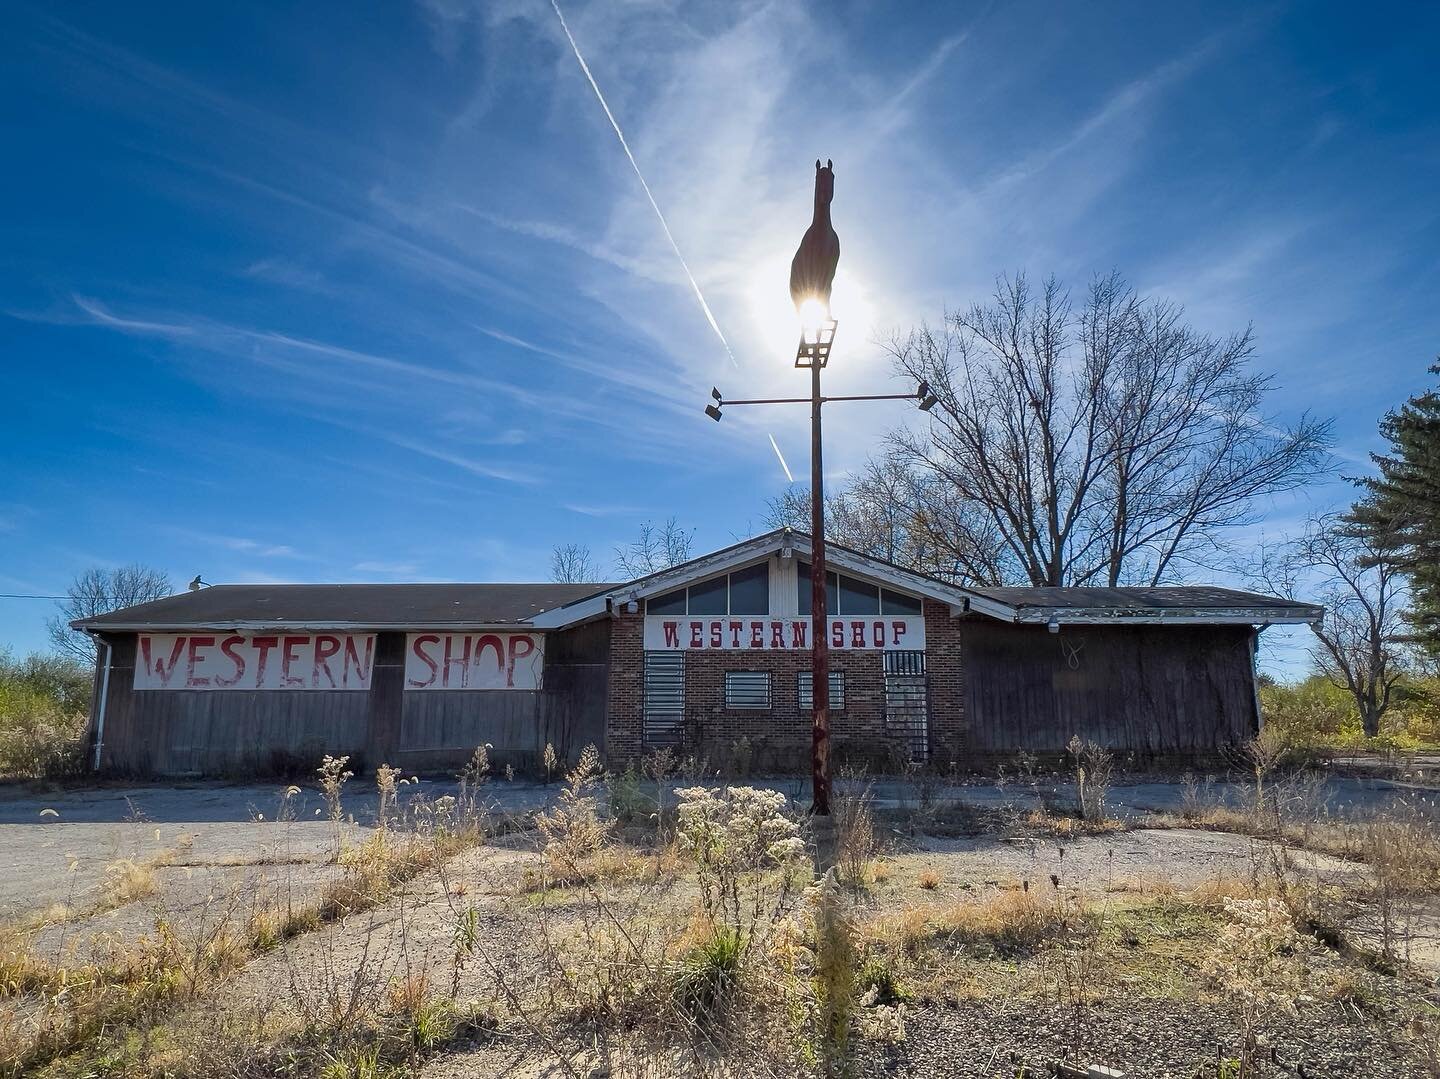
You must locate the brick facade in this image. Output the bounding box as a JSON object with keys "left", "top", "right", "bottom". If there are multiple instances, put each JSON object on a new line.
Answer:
{"left": 602, "top": 598, "right": 967, "bottom": 770}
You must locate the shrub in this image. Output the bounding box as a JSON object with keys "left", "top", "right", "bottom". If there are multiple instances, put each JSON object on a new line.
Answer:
{"left": 1066, "top": 735, "right": 1113, "bottom": 823}
{"left": 0, "top": 665, "right": 88, "bottom": 780}
{"left": 608, "top": 764, "right": 650, "bottom": 825}
{"left": 856, "top": 955, "right": 906, "bottom": 1005}
{"left": 811, "top": 869, "right": 857, "bottom": 1076}
{"left": 1203, "top": 897, "right": 1311, "bottom": 1077}
{"left": 674, "top": 785, "right": 806, "bottom": 936}
{"left": 672, "top": 924, "right": 744, "bottom": 1015}
{"left": 537, "top": 744, "right": 611, "bottom": 878}
{"left": 833, "top": 785, "right": 883, "bottom": 887}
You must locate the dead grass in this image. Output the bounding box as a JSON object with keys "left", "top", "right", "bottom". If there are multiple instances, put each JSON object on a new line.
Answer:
{"left": 1019, "top": 807, "right": 1129, "bottom": 838}
{"left": 8, "top": 770, "right": 1440, "bottom": 1078}
{"left": 0, "top": 793, "right": 497, "bottom": 1077}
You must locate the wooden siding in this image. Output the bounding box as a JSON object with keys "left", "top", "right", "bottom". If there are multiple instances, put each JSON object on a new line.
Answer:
{"left": 399, "top": 691, "right": 541, "bottom": 756}
{"left": 541, "top": 620, "right": 610, "bottom": 763}
{"left": 96, "top": 635, "right": 370, "bottom": 775}
{"left": 94, "top": 623, "right": 614, "bottom": 776}
{"left": 961, "top": 621, "right": 1258, "bottom": 755}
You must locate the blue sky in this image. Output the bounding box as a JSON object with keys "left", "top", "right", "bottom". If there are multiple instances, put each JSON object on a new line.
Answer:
{"left": 2, "top": 1, "right": 1437, "bottom": 676}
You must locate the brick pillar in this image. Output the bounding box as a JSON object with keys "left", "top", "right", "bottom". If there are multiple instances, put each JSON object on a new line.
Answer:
{"left": 923, "top": 600, "right": 968, "bottom": 764}
{"left": 605, "top": 609, "right": 644, "bottom": 765}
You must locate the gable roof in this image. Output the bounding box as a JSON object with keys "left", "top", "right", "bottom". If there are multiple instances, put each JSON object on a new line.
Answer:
{"left": 530, "top": 529, "right": 1321, "bottom": 628}
{"left": 71, "top": 531, "right": 1321, "bottom": 634}
{"left": 72, "top": 582, "right": 613, "bottom": 632}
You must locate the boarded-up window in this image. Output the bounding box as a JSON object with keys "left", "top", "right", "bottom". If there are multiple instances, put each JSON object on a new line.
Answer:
{"left": 644, "top": 652, "right": 685, "bottom": 745}
{"left": 724, "top": 670, "right": 771, "bottom": 710}
{"left": 797, "top": 671, "right": 846, "bottom": 711}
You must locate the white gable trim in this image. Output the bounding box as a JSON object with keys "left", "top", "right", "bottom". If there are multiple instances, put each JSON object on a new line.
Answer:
{"left": 529, "top": 529, "right": 1014, "bottom": 629}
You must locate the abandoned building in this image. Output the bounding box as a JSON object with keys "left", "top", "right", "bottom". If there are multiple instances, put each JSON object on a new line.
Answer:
{"left": 74, "top": 529, "right": 1322, "bottom": 775}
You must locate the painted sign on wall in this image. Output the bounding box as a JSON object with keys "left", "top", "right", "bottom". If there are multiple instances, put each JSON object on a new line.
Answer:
{"left": 134, "top": 634, "right": 375, "bottom": 691}
{"left": 643, "top": 617, "right": 926, "bottom": 652}
{"left": 404, "top": 632, "right": 544, "bottom": 690}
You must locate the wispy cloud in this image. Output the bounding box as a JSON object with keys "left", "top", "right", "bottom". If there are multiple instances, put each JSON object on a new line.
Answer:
{"left": 353, "top": 560, "right": 420, "bottom": 575}
{"left": 376, "top": 432, "right": 540, "bottom": 485}
{"left": 169, "top": 528, "right": 306, "bottom": 559}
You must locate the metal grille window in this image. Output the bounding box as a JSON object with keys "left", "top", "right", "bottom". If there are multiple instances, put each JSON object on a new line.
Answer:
{"left": 797, "top": 671, "right": 846, "bottom": 711}
{"left": 883, "top": 650, "right": 928, "bottom": 761}
{"left": 724, "top": 670, "right": 771, "bottom": 709}
{"left": 883, "top": 650, "right": 926, "bottom": 675}
{"left": 643, "top": 652, "right": 685, "bottom": 745}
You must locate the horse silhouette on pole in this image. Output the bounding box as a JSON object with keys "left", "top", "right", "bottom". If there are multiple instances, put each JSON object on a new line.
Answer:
{"left": 789, "top": 159, "right": 840, "bottom": 315}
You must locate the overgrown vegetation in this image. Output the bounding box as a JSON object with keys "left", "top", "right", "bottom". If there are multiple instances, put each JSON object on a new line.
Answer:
{"left": 1260, "top": 672, "right": 1440, "bottom": 751}
{"left": 3, "top": 752, "right": 1438, "bottom": 1077}
{"left": 0, "top": 650, "right": 90, "bottom": 780}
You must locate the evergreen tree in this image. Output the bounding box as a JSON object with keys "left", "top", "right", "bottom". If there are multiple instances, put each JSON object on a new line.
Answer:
{"left": 1348, "top": 362, "right": 1440, "bottom": 656}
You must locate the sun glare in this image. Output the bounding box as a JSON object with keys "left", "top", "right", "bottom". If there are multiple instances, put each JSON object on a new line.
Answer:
{"left": 745, "top": 254, "right": 877, "bottom": 368}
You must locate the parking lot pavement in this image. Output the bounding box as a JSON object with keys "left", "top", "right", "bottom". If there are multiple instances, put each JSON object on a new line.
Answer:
{"left": 2, "top": 769, "right": 1433, "bottom": 920}
{"left": 0, "top": 779, "right": 557, "bottom": 919}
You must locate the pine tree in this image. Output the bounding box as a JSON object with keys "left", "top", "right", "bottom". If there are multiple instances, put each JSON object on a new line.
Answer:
{"left": 1348, "top": 362, "right": 1440, "bottom": 656}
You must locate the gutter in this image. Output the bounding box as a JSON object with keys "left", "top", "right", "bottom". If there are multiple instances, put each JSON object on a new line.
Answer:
{"left": 69, "top": 620, "right": 543, "bottom": 633}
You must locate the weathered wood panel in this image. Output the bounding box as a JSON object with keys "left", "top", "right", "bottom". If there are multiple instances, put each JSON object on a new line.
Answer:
{"left": 98, "top": 634, "right": 371, "bottom": 774}
{"left": 962, "top": 621, "right": 1257, "bottom": 756}
{"left": 366, "top": 633, "right": 407, "bottom": 764}
{"left": 398, "top": 691, "right": 541, "bottom": 770}
{"left": 540, "top": 620, "right": 611, "bottom": 762}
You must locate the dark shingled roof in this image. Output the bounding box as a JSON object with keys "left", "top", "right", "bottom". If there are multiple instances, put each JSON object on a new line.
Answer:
{"left": 969, "top": 585, "right": 1320, "bottom": 616}
{"left": 74, "top": 583, "right": 615, "bottom": 631}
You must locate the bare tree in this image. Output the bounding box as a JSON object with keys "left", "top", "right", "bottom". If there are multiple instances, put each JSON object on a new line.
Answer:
{"left": 1256, "top": 517, "right": 1409, "bottom": 737}
{"left": 48, "top": 565, "right": 173, "bottom": 665}
{"left": 549, "top": 543, "right": 601, "bottom": 584}
{"left": 763, "top": 454, "right": 1006, "bottom": 584}
{"left": 613, "top": 519, "right": 693, "bottom": 578}
{"left": 888, "top": 272, "right": 1333, "bottom": 586}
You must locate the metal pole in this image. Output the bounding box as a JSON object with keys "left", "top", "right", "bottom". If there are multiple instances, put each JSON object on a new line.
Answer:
{"left": 810, "top": 354, "right": 831, "bottom": 817}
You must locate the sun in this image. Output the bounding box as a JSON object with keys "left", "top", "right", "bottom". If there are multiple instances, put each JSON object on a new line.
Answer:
{"left": 745, "top": 253, "right": 877, "bottom": 370}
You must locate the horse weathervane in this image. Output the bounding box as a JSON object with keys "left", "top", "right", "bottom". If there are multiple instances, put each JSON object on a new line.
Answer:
{"left": 789, "top": 158, "right": 840, "bottom": 318}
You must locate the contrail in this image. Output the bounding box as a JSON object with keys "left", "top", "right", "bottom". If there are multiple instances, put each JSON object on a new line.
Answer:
{"left": 550, "top": 0, "right": 735, "bottom": 367}
{"left": 768, "top": 433, "right": 794, "bottom": 483}
{"left": 551, "top": 0, "right": 797, "bottom": 484}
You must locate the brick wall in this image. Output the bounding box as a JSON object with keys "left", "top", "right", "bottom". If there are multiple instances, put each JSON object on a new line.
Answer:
{"left": 605, "top": 608, "right": 645, "bottom": 761}
{"left": 603, "top": 600, "right": 969, "bottom": 770}
{"left": 925, "top": 598, "right": 968, "bottom": 765}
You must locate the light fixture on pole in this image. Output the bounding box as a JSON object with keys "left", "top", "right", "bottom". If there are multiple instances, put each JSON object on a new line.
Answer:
{"left": 700, "top": 160, "right": 932, "bottom": 822}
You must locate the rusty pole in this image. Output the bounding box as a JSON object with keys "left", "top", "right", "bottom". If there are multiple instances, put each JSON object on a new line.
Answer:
{"left": 810, "top": 353, "right": 831, "bottom": 817}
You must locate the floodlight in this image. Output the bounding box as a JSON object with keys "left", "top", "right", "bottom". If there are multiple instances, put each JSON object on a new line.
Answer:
{"left": 705, "top": 404, "right": 723, "bottom": 422}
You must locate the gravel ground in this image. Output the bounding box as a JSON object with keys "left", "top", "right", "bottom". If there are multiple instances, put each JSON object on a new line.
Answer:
{"left": 908, "top": 827, "right": 1361, "bottom": 893}
{"left": 857, "top": 996, "right": 1428, "bottom": 1078}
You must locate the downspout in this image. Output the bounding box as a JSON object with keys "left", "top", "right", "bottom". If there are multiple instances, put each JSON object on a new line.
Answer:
{"left": 89, "top": 632, "right": 112, "bottom": 772}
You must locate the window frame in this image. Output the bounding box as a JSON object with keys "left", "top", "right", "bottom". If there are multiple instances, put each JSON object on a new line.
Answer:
{"left": 723, "top": 669, "right": 772, "bottom": 710}
{"left": 644, "top": 561, "right": 772, "bottom": 616}
{"left": 797, "top": 670, "right": 846, "bottom": 711}
{"left": 798, "top": 562, "right": 923, "bottom": 617}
